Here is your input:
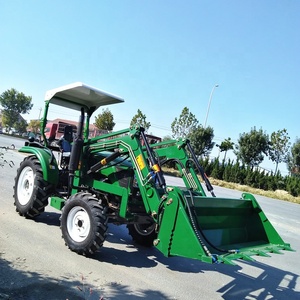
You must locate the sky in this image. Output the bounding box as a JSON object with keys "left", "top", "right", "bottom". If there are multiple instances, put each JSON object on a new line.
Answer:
{"left": 0, "top": 0, "right": 299, "bottom": 175}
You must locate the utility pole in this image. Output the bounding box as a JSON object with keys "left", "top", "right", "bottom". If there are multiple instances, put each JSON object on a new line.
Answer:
{"left": 204, "top": 84, "right": 219, "bottom": 128}
{"left": 38, "top": 107, "right": 42, "bottom": 119}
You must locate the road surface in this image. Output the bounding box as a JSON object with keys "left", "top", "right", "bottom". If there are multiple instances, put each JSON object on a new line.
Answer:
{"left": 0, "top": 135, "right": 299, "bottom": 299}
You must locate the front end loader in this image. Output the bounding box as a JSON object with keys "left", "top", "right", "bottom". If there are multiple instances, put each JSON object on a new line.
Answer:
{"left": 13, "top": 82, "right": 294, "bottom": 265}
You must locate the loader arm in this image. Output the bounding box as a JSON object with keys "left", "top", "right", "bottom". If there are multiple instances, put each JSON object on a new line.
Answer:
{"left": 151, "top": 138, "right": 207, "bottom": 195}
{"left": 84, "top": 126, "right": 167, "bottom": 218}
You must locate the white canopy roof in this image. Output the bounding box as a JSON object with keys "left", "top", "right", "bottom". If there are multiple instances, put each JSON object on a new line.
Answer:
{"left": 45, "top": 82, "right": 124, "bottom": 111}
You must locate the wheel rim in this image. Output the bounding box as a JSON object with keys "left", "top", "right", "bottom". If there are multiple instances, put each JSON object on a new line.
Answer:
{"left": 67, "top": 206, "right": 91, "bottom": 242}
{"left": 134, "top": 223, "right": 156, "bottom": 236}
{"left": 17, "top": 166, "right": 35, "bottom": 205}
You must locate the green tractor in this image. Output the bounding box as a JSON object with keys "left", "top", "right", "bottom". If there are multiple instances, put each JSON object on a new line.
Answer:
{"left": 13, "top": 82, "right": 293, "bottom": 265}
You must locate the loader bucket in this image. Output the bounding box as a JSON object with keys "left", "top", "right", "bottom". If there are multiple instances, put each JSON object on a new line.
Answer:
{"left": 155, "top": 189, "right": 293, "bottom": 265}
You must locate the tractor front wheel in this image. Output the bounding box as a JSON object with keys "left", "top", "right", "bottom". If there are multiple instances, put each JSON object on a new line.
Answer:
{"left": 13, "top": 156, "right": 53, "bottom": 218}
{"left": 127, "top": 221, "right": 157, "bottom": 247}
{"left": 60, "top": 192, "right": 108, "bottom": 255}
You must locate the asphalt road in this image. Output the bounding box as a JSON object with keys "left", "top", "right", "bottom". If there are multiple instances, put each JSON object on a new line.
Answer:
{"left": 0, "top": 135, "right": 299, "bottom": 299}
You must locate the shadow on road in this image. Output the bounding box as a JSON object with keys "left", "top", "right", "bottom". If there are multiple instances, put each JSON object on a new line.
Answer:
{"left": 0, "top": 256, "right": 171, "bottom": 300}
{"left": 29, "top": 211, "right": 299, "bottom": 299}
{"left": 34, "top": 211, "right": 61, "bottom": 226}
{"left": 216, "top": 259, "right": 299, "bottom": 299}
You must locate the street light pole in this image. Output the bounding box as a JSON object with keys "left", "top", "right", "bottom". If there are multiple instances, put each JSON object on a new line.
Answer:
{"left": 204, "top": 84, "right": 219, "bottom": 128}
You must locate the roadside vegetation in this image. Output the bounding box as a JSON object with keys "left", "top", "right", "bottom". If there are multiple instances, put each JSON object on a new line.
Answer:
{"left": 200, "top": 157, "right": 300, "bottom": 199}
{"left": 210, "top": 178, "right": 300, "bottom": 204}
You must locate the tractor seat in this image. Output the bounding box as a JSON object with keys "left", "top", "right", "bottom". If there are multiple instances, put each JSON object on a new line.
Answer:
{"left": 59, "top": 125, "right": 73, "bottom": 154}
{"left": 57, "top": 125, "right": 73, "bottom": 168}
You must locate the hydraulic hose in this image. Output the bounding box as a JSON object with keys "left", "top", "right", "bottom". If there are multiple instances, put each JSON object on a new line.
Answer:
{"left": 185, "top": 140, "right": 216, "bottom": 197}
{"left": 185, "top": 190, "right": 238, "bottom": 256}
{"left": 140, "top": 129, "right": 166, "bottom": 189}
{"left": 183, "top": 190, "right": 216, "bottom": 262}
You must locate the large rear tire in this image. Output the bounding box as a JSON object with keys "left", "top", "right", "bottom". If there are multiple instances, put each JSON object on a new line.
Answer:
{"left": 13, "top": 156, "right": 53, "bottom": 218}
{"left": 60, "top": 192, "right": 108, "bottom": 255}
{"left": 127, "top": 221, "right": 157, "bottom": 247}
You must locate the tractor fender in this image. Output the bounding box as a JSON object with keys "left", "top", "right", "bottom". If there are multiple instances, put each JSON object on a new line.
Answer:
{"left": 19, "top": 146, "right": 59, "bottom": 185}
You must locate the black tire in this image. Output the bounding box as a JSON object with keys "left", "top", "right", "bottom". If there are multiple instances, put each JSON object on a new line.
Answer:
{"left": 13, "top": 156, "right": 53, "bottom": 218}
{"left": 127, "top": 221, "right": 157, "bottom": 247}
{"left": 60, "top": 192, "right": 108, "bottom": 255}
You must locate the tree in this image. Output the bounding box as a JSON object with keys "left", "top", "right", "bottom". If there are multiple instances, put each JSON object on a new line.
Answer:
{"left": 162, "top": 135, "right": 172, "bottom": 141}
{"left": 216, "top": 137, "right": 234, "bottom": 161}
{"left": 0, "top": 88, "right": 33, "bottom": 129}
{"left": 130, "top": 109, "right": 151, "bottom": 133}
{"left": 171, "top": 107, "right": 198, "bottom": 139}
{"left": 235, "top": 127, "right": 269, "bottom": 167}
{"left": 268, "top": 129, "right": 291, "bottom": 174}
{"left": 286, "top": 176, "right": 300, "bottom": 196}
{"left": 14, "top": 119, "right": 28, "bottom": 133}
{"left": 287, "top": 138, "right": 300, "bottom": 175}
{"left": 188, "top": 125, "right": 214, "bottom": 157}
{"left": 28, "top": 120, "right": 41, "bottom": 134}
{"left": 94, "top": 108, "right": 115, "bottom": 131}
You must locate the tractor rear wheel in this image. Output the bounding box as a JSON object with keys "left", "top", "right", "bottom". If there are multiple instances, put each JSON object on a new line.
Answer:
{"left": 60, "top": 192, "right": 108, "bottom": 255}
{"left": 13, "top": 156, "right": 53, "bottom": 218}
{"left": 127, "top": 221, "right": 157, "bottom": 247}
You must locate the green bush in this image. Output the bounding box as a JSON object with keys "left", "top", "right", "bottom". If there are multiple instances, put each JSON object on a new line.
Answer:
{"left": 286, "top": 177, "right": 300, "bottom": 197}
{"left": 198, "top": 157, "right": 300, "bottom": 197}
